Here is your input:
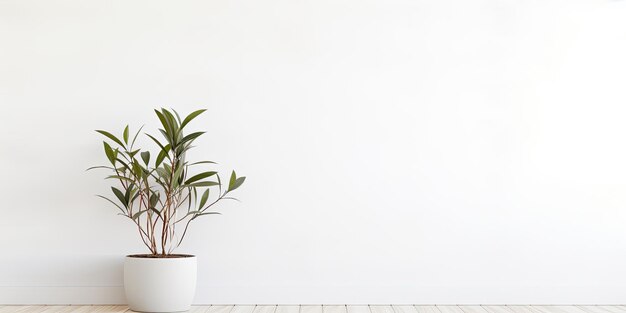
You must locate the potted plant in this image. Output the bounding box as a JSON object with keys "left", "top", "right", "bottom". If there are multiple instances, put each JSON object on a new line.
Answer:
{"left": 89, "top": 108, "right": 245, "bottom": 312}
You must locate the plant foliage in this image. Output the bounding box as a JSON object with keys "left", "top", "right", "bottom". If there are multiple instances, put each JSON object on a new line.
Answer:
{"left": 89, "top": 108, "right": 245, "bottom": 255}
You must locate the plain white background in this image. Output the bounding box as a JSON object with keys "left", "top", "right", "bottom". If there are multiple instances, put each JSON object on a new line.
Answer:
{"left": 2, "top": 0, "right": 626, "bottom": 305}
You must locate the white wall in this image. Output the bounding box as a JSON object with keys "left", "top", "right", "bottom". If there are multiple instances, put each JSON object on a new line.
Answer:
{"left": 1, "top": 0, "right": 626, "bottom": 305}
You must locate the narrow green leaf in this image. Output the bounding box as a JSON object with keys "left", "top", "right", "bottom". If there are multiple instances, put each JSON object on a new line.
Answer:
{"left": 185, "top": 181, "right": 219, "bottom": 188}
{"left": 96, "top": 130, "right": 125, "bottom": 148}
{"left": 130, "top": 125, "right": 144, "bottom": 148}
{"left": 86, "top": 165, "right": 114, "bottom": 171}
{"left": 111, "top": 187, "right": 127, "bottom": 207}
{"left": 189, "top": 161, "right": 217, "bottom": 166}
{"left": 173, "top": 109, "right": 183, "bottom": 124}
{"left": 105, "top": 175, "right": 134, "bottom": 183}
{"left": 185, "top": 171, "right": 217, "bottom": 185}
{"left": 162, "top": 109, "right": 179, "bottom": 134}
{"left": 191, "top": 212, "right": 221, "bottom": 220}
{"left": 149, "top": 193, "right": 159, "bottom": 208}
{"left": 155, "top": 167, "right": 169, "bottom": 180}
{"left": 123, "top": 125, "right": 129, "bottom": 144}
{"left": 228, "top": 171, "right": 237, "bottom": 191}
{"left": 96, "top": 195, "right": 126, "bottom": 215}
{"left": 155, "top": 144, "right": 171, "bottom": 167}
{"left": 131, "top": 190, "right": 140, "bottom": 203}
{"left": 124, "top": 186, "right": 132, "bottom": 205}
{"left": 131, "top": 209, "right": 148, "bottom": 220}
{"left": 154, "top": 109, "right": 171, "bottom": 134}
{"left": 228, "top": 173, "right": 245, "bottom": 192}
{"left": 180, "top": 109, "right": 206, "bottom": 130}
{"left": 159, "top": 128, "right": 173, "bottom": 146}
{"left": 140, "top": 151, "right": 150, "bottom": 165}
{"left": 178, "top": 132, "right": 205, "bottom": 148}
{"left": 149, "top": 207, "right": 161, "bottom": 217}
{"left": 127, "top": 149, "right": 140, "bottom": 157}
{"left": 172, "top": 164, "right": 184, "bottom": 188}
{"left": 146, "top": 133, "right": 167, "bottom": 151}
{"left": 103, "top": 142, "right": 116, "bottom": 165}
{"left": 115, "top": 157, "right": 131, "bottom": 172}
{"left": 188, "top": 185, "right": 195, "bottom": 211}
{"left": 199, "top": 188, "right": 210, "bottom": 209}
{"left": 132, "top": 161, "right": 144, "bottom": 178}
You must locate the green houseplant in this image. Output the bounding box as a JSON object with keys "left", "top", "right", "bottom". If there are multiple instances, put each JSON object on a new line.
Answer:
{"left": 89, "top": 108, "right": 245, "bottom": 312}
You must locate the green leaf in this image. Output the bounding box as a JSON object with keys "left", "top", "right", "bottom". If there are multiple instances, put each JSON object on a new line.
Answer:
{"left": 185, "top": 181, "right": 219, "bottom": 188}
{"left": 228, "top": 171, "right": 236, "bottom": 187}
{"left": 154, "top": 109, "right": 172, "bottom": 134}
{"left": 103, "top": 142, "right": 116, "bottom": 165}
{"left": 234, "top": 177, "right": 246, "bottom": 191}
{"left": 173, "top": 109, "right": 183, "bottom": 124}
{"left": 199, "top": 188, "right": 210, "bottom": 209}
{"left": 132, "top": 161, "right": 144, "bottom": 179}
{"left": 178, "top": 132, "right": 205, "bottom": 148}
{"left": 111, "top": 187, "right": 127, "bottom": 208}
{"left": 155, "top": 144, "right": 171, "bottom": 167}
{"left": 96, "top": 130, "right": 125, "bottom": 148}
{"left": 155, "top": 167, "right": 169, "bottom": 180}
{"left": 131, "top": 190, "right": 140, "bottom": 203}
{"left": 123, "top": 125, "right": 129, "bottom": 144}
{"left": 189, "top": 161, "right": 217, "bottom": 166}
{"left": 130, "top": 125, "right": 144, "bottom": 148}
{"left": 131, "top": 209, "right": 148, "bottom": 220}
{"left": 162, "top": 109, "right": 180, "bottom": 135}
{"left": 140, "top": 151, "right": 150, "bottom": 165}
{"left": 149, "top": 207, "right": 161, "bottom": 217}
{"left": 222, "top": 196, "right": 241, "bottom": 202}
{"left": 172, "top": 164, "right": 184, "bottom": 188}
{"left": 191, "top": 212, "right": 221, "bottom": 220}
{"left": 149, "top": 193, "right": 159, "bottom": 209}
{"left": 228, "top": 171, "right": 245, "bottom": 192}
{"left": 105, "top": 175, "right": 134, "bottom": 183}
{"left": 159, "top": 128, "right": 173, "bottom": 146}
{"left": 96, "top": 195, "right": 126, "bottom": 215}
{"left": 86, "top": 165, "right": 114, "bottom": 171}
{"left": 115, "top": 157, "right": 131, "bottom": 172}
{"left": 146, "top": 133, "right": 168, "bottom": 152}
{"left": 180, "top": 109, "right": 206, "bottom": 130}
{"left": 185, "top": 171, "right": 217, "bottom": 185}
{"left": 124, "top": 185, "right": 132, "bottom": 205}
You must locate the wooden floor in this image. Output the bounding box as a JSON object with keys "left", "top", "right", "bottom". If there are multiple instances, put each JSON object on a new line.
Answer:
{"left": 1, "top": 306, "right": 625, "bottom": 313}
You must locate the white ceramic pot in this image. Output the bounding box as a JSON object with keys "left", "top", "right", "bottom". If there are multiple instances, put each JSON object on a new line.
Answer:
{"left": 124, "top": 255, "right": 197, "bottom": 313}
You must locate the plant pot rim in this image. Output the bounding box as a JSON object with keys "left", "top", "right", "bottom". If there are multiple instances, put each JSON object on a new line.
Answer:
{"left": 126, "top": 254, "right": 196, "bottom": 259}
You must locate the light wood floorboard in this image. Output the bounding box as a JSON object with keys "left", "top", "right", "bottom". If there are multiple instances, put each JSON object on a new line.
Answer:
{"left": 437, "top": 306, "right": 465, "bottom": 313}
{"left": 506, "top": 306, "right": 539, "bottom": 313}
{"left": 459, "top": 306, "right": 489, "bottom": 313}
{"left": 254, "top": 306, "right": 277, "bottom": 313}
{"left": 482, "top": 306, "right": 513, "bottom": 313}
{"left": 301, "top": 306, "right": 323, "bottom": 313}
{"left": 577, "top": 306, "right": 612, "bottom": 313}
{"left": 393, "top": 305, "right": 418, "bottom": 313}
{"left": 276, "top": 306, "right": 300, "bottom": 313}
{"left": 413, "top": 306, "right": 440, "bottom": 313}
{"left": 323, "top": 305, "right": 347, "bottom": 313}
{"left": 370, "top": 306, "right": 394, "bottom": 313}
{"left": 346, "top": 305, "right": 370, "bottom": 313}
{"left": 0, "top": 306, "right": 624, "bottom": 313}
{"left": 207, "top": 305, "right": 235, "bottom": 313}
{"left": 595, "top": 307, "right": 626, "bottom": 313}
